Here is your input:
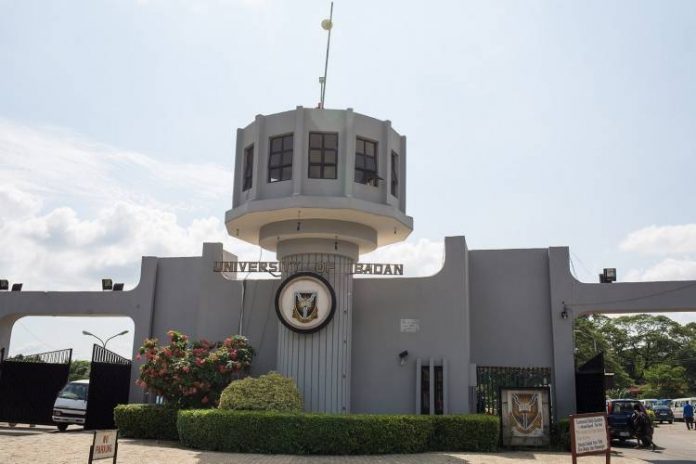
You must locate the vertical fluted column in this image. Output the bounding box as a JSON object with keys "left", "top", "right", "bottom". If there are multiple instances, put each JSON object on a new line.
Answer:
{"left": 277, "top": 253, "right": 353, "bottom": 413}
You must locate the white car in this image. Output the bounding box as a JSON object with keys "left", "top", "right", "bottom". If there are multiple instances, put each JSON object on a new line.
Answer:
{"left": 52, "top": 379, "right": 89, "bottom": 431}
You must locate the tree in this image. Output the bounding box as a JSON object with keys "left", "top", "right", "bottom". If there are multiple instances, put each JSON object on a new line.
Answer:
{"left": 574, "top": 315, "right": 631, "bottom": 388}
{"left": 69, "top": 360, "right": 90, "bottom": 381}
{"left": 611, "top": 315, "right": 682, "bottom": 383}
{"left": 642, "top": 364, "right": 688, "bottom": 398}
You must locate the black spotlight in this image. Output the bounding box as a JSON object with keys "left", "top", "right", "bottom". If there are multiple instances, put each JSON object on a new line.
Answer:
{"left": 398, "top": 350, "right": 409, "bottom": 366}
{"left": 599, "top": 268, "right": 617, "bottom": 283}
{"left": 0, "top": 280, "right": 8, "bottom": 291}
{"left": 112, "top": 283, "right": 124, "bottom": 291}
{"left": 11, "top": 283, "right": 23, "bottom": 292}
{"left": 102, "top": 279, "right": 113, "bottom": 291}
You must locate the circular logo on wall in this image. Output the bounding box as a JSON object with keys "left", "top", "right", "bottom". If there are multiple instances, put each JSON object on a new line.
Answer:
{"left": 275, "top": 272, "right": 336, "bottom": 334}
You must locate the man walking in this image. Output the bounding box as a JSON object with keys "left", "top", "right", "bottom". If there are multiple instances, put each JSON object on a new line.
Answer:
{"left": 684, "top": 401, "right": 694, "bottom": 430}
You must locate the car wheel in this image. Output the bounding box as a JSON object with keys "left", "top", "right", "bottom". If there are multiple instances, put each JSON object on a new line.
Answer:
{"left": 8, "top": 423, "right": 17, "bottom": 428}
{"left": 57, "top": 423, "right": 68, "bottom": 432}
{"left": 669, "top": 421, "right": 673, "bottom": 424}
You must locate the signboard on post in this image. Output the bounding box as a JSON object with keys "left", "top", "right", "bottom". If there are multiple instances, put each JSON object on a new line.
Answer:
{"left": 569, "top": 412, "right": 610, "bottom": 464}
{"left": 89, "top": 429, "right": 118, "bottom": 463}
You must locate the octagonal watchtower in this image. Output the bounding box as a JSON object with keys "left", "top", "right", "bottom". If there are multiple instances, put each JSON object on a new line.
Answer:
{"left": 225, "top": 106, "right": 412, "bottom": 260}
{"left": 225, "top": 106, "right": 412, "bottom": 412}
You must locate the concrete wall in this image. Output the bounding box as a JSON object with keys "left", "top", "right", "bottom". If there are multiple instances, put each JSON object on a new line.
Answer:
{"left": 5, "top": 236, "right": 696, "bottom": 420}
{"left": 469, "top": 248, "right": 554, "bottom": 368}
{"left": 351, "top": 236, "right": 470, "bottom": 414}
{"left": 0, "top": 243, "right": 281, "bottom": 402}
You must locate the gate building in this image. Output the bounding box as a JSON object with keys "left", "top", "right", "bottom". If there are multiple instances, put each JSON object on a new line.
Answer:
{"left": 2, "top": 106, "right": 696, "bottom": 420}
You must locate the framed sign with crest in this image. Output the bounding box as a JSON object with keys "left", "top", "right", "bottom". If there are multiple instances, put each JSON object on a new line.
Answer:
{"left": 499, "top": 386, "right": 551, "bottom": 447}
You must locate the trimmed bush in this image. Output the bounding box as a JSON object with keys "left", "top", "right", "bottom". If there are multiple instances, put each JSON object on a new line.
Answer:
{"left": 114, "top": 404, "right": 179, "bottom": 441}
{"left": 429, "top": 415, "right": 499, "bottom": 451}
{"left": 218, "top": 372, "right": 302, "bottom": 412}
{"left": 177, "top": 410, "right": 499, "bottom": 454}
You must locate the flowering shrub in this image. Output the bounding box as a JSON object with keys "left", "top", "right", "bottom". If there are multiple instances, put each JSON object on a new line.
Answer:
{"left": 136, "top": 330, "right": 255, "bottom": 409}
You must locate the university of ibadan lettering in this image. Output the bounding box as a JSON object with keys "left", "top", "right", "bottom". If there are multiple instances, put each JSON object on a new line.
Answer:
{"left": 213, "top": 261, "right": 403, "bottom": 276}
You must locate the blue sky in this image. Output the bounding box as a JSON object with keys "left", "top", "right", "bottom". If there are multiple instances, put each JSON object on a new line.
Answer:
{"left": 1, "top": 0, "right": 696, "bottom": 359}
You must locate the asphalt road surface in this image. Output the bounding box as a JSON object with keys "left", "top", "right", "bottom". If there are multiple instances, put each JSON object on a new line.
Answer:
{"left": 612, "top": 421, "right": 696, "bottom": 463}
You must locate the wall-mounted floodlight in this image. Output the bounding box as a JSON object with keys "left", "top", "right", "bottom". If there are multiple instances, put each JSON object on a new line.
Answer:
{"left": 398, "top": 350, "right": 409, "bottom": 367}
{"left": 112, "top": 283, "right": 124, "bottom": 291}
{"left": 0, "top": 280, "right": 8, "bottom": 291}
{"left": 599, "top": 268, "right": 617, "bottom": 283}
{"left": 102, "top": 279, "right": 113, "bottom": 291}
{"left": 11, "top": 283, "right": 22, "bottom": 292}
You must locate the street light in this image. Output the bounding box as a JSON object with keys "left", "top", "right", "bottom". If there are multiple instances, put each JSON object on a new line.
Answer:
{"left": 82, "top": 330, "right": 129, "bottom": 350}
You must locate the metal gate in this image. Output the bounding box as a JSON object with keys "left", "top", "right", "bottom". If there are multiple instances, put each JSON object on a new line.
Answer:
{"left": 0, "top": 349, "right": 72, "bottom": 425}
{"left": 85, "top": 344, "right": 131, "bottom": 430}
{"left": 476, "top": 366, "right": 552, "bottom": 415}
{"left": 575, "top": 352, "right": 606, "bottom": 413}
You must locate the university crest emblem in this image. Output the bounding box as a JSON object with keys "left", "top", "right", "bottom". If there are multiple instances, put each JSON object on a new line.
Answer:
{"left": 293, "top": 292, "right": 318, "bottom": 323}
{"left": 509, "top": 392, "right": 543, "bottom": 436}
{"left": 275, "top": 272, "right": 336, "bottom": 334}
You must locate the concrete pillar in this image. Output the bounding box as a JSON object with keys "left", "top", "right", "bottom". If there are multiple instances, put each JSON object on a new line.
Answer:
{"left": 0, "top": 314, "right": 19, "bottom": 358}
{"left": 276, "top": 251, "right": 353, "bottom": 413}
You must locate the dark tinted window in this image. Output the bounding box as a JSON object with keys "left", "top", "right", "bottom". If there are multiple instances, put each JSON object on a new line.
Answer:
{"left": 391, "top": 151, "right": 399, "bottom": 197}
{"left": 308, "top": 132, "right": 338, "bottom": 179}
{"left": 355, "top": 137, "right": 378, "bottom": 186}
{"left": 243, "top": 145, "right": 254, "bottom": 191}
{"left": 268, "top": 134, "right": 293, "bottom": 183}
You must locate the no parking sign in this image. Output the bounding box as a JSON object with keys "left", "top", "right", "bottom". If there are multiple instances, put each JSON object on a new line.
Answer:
{"left": 89, "top": 429, "right": 118, "bottom": 463}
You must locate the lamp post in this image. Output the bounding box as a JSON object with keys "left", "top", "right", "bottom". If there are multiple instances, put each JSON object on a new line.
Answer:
{"left": 82, "top": 330, "right": 129, "bottom": 350}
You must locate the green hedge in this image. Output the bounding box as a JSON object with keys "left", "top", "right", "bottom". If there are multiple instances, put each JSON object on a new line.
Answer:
{"left": 429, "top": 415, "right": 499, "bottom": 451}
{"left": 177, "top": 410, "right": 499, "bottom": 454}
{"left": 114, "top": 404, "right": 179, "bottom": 441}
{"left": 550, "top": 418, "right": 570, "bottom": 451}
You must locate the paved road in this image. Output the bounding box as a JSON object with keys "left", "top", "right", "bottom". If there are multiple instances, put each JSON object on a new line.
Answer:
{"left": 1, "top": 422, "right": 693, "bottom": 464}
{"left": 612, "top": 421, "right": 696, "bottom": 463}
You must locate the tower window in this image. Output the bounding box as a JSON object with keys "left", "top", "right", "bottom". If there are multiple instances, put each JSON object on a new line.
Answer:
{"left": 268, "top": 134, "right": 293, "bottom": 183}
{"left": 391, "top": 151, "right": 399, "bottom": 197}
{"left": 308, "top": 132, "right": 338, "bottom": 179}
{"left": 242, "top": 144, "right": 254, "bottom": 191}
{"left": 355, "top": 137, "right": 378, "bottom": 186}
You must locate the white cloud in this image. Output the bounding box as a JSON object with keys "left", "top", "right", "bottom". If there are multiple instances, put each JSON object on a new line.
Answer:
{"left": 0, "top": 119, "right": 233, "bottom": 213}
{"left": 620, "top": 223, "right": 696, "bottom": 284}
{"left": 361, "top": 238, "right": 445, "bottom": 278}
{"left": 0, "top": 119, "right": 238, "bottom": 291}
{"left": 620, "top": 224, "right": 696, "bottom": 255}
{"left": 623, "top": 258, "right": 696, "bottom": 282}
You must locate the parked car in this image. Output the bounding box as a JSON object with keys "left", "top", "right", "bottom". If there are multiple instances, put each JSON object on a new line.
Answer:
{"left": 52, "top": 379, "right": 89, "bottom": 431}
{"left": 607, "top": 399, "right": 643, "bottom": 441}
{"left": 653, "top": 405, "right": 674, "bottom": 424}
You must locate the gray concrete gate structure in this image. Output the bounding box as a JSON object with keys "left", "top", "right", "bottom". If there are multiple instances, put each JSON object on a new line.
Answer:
{"left": 2, "top": 107, "right": 696, "bottom": 421}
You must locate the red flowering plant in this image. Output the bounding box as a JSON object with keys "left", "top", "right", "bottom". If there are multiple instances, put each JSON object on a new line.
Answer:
{"left": 135, "top": 330, "right": 254, "bottom": 409}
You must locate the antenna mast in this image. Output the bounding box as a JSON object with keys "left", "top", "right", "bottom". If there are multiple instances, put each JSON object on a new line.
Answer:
{"left": 319, "top": 2, "right": 334, "bottom": 109}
